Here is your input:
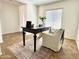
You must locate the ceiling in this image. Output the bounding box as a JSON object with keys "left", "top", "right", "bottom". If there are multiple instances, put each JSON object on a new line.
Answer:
{"left": 0, "top": 0, "right": 63, "bottom": 6}
{"left": 26, "top": 0, "right": 63, "bottom": 5}
{"left": 0, "top": 0, "right": 25, "bottom": 6}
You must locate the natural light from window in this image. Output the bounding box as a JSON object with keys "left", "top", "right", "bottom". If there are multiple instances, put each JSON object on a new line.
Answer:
{"left": 45, "top": 9, "right": 63, "bottom": 29}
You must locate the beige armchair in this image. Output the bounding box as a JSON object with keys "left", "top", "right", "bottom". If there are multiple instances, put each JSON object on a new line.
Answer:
{"left": 42, "top": 29, "right": 64, "bottom": 52}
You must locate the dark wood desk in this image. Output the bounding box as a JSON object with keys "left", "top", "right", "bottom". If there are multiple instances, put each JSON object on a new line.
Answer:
{"left": 22, "top": 27, "right": 49, "bottom": 52}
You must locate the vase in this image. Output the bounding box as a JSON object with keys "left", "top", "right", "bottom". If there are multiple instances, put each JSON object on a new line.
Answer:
{"left": 42, "top": 21, "right": 45, "bottom": 27}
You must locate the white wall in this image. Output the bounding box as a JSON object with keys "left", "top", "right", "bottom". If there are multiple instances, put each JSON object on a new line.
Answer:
{"left": 0, "top": 3, "right": 3, "bottom": 55}
{"left": 0, "top": 20, "right": 2, "bottom": 55}
{"left": 27, "top": 3, "right": 38, "bottom": 27}
{"left": 38, "top": 0, "right": 79, "bottom": 40}
{"left": 19, "top": 3, "right": 38, "bottom": 30}
{"left": 76, "top": 24, "right": 79, "bottom": 49}
{"left": 0, "top": 3, "right": 3, "bottom": 43}
{"left": 0, "top": 20, "right": 3, "bottom": 43}
{"left": 16, "top": 0, "right": 26, "bottom": 3}
{"left": 0, "top": 2, "right": 19, "bottom": 34}
{"left": 19, "top": 5, "right": 27, "bottom": 31}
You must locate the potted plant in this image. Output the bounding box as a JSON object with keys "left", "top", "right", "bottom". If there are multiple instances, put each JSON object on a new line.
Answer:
{"left": 39, "top": 16, "right": 46, "bottom": 27}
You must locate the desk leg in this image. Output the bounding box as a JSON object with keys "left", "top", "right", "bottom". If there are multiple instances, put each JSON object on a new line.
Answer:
{"left": 34, "top": 34, "right": 37, "bottom": 52}
{"left": 23, "top": 31, "right": 25, "bottom": 46}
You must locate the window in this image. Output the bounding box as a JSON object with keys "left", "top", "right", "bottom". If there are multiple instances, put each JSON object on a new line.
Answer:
{"left": 45, "top": 9, "right": 63, "bottom": 29}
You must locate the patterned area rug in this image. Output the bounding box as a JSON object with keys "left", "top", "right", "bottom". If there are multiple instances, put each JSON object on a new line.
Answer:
{"left": 0, "top": 47, "right": 2, "bottom": 55}
{"left": 8, "top": 38, "right": 52, "bottom": 59}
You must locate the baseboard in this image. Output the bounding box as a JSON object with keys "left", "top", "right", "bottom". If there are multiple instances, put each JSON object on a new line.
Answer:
{"left": 64, "top": 37, "right": 75, "bottom": 40}
{"left": 2, "top": 31, "right": 21, "bottom": 36}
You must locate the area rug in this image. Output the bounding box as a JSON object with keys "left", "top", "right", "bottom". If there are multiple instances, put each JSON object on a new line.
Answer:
{"left": 0, "top": 47, "right": 2, "bottom": 55}
{"left": 8, "top": 38, "right": 52, "bottom": 59}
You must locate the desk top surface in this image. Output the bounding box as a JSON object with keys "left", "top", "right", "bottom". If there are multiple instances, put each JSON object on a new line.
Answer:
{"left": 22, "top": 27, "right": 50, "bottom": 34}
{"left": 22, "top": 27, "right": 50, "bottom": 30}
